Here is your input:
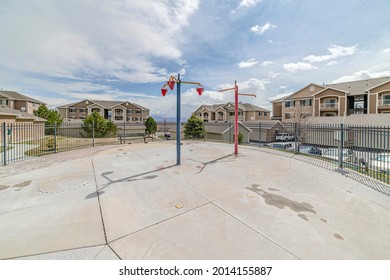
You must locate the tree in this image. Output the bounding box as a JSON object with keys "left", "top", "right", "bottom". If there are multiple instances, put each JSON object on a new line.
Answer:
{"left": 33, "top": 104, "right": 63, "bottom": 134}
{"left": 144, "top": 116, "right": 157, "bottom": 137}
{"left": 238, "top": 132, "right": 244, "bottom": 145}
{"left": 184, "top": 114, "right": 206, "bottom": 139}
{"left": 80, "top": 112, "right": 117, "bottom": 138}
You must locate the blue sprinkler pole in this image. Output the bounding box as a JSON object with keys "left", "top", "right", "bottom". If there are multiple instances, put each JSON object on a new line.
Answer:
{"left": 176, "top": 73, "right": 181, "bottom": 165}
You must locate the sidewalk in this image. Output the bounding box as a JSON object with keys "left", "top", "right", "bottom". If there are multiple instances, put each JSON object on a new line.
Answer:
{"left": 1, "top": 141, "right": 390, "bottom": 259}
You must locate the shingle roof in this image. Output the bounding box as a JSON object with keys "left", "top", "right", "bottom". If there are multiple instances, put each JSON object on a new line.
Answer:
{"left": 0, "top": 105, "right": 46, "bottom": 121}
{"left": 326, "top": 76, "right": 390, "bottom": 96}
{"left": 0, "top": 90, "right": 45, "bottom": 104}
{"left": 243, "top": 120, "right": 283, "bottom": 130}
{"left": 58, "top": 99, "right": 149, "bottom": 110}
{"left": 204, "top": 122, "right": 252, "bottom": 134}
{"left": 196, "top": 102, "right": 269, "bottom": 112}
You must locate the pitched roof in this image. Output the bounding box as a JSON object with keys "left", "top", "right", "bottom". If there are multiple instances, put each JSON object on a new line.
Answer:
{"left": 240, "top": 103, "right": 270, "bottom": 112}
{"left": 0, "top": 90, "right": 45, "bottom": 104}
{"left": 326, "top": 76, "right": 390, "bottom": 96}
{"left": 243, "top": 120, "right": 283, "bottom": 130}
{"left": 0, "top": 105, "right": 46, "bottom": 121}
{"left": 58, "top": 99, "right": 149, "bottom": 110}
{"left": 204, "top": 122, "right": 252, "bottom": 134}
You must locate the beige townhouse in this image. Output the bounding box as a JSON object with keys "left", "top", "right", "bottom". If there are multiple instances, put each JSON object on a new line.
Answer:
{"left": 193, "top": 102, "right": 270, "bottom": 123}
{"left": 57, "top": 99, "right": 150, "bottom": 123}
{"left": 272, "top": 76, "right": 390, "bottom": 123}
{"left": 0, "top": 90, "right": 46, "bottom": 124}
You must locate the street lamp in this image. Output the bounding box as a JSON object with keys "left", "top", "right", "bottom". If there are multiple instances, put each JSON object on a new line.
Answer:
{"left": 219, "top": 80, "right": 256, "bottom": 156}
{"left": 161, "top": 73, "right": 204, "bottom": 165}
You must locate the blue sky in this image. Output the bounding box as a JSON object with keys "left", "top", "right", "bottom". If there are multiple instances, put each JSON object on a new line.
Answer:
{"left": 1, "top": 0, "right": 390, "bottom": 120}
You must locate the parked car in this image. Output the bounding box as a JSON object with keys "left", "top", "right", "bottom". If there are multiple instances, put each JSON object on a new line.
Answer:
{"left": 267, "top": 142, "right": 293, "bottom": 150}
{"left": 370, "top": 153, "right": 390, "bottom": 173}
{"left": 298, "top": 145, "right": 322, "bottom": 155}
{"left": 322, "top": 148, "right": 357, "bottom": 164}
{"left": 275, "top": 133, "right": 294, "bottom": 142}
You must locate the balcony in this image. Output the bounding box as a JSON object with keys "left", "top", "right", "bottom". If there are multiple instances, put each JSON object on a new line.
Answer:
{"left": 320, "top": 102, "right": 338, "bottom": 110}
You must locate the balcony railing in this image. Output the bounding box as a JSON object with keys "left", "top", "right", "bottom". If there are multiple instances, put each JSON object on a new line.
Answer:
{"left": 378, "top": 100, "right": 390, "bottom": 107}
{"left": 320, "top": 103, "right": 338, "bottom": 109}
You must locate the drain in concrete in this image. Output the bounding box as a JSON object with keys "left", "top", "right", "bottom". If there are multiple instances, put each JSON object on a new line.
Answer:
{"left": 175, "top": 203, "right": 184, "bottom": 209}
{"left": 12, "top": 180, "right": 32, "bottom": 191}
{"left": 0, "top": 181, "right": 32, "bottom": 192}
{"left": 247, "top": 184, "right": 316, "bottom": 214}
{"left": 0, "top": 185, "right": 10, "bottom": 191}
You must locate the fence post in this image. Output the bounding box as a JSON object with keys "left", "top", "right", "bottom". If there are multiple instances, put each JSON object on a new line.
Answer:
{"left": 2, "top": 122, "right": 6, "bottom": 166}
{"left": 92, "top": 121, "right": 95, "bottom": 147}
{"left": 294, "top": 123, "right": 298, "bottom": 154}
{"left": 339, "top": 123, "right": 344, "bottom": 168}
{"left": 54, "top": 122, "right": 57, "bottom": 153}
{"left": 258, "top": 122, "right": 261, "bottom": 147}
{"left": 229, "top": 121, "right": 232, "bottom": 144}
{"left": 123, "top": 121, "right": 126, "bottom": 144}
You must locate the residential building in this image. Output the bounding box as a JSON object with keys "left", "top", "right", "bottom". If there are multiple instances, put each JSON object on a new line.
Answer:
{"left": 271, "top": 76, "right": 390, "bottom": 122}
{"left": 193, "top": 102, "right": 270, "bottom": 123}
{"left": 0, "top": 90, "right": 46, "bottom": 125}
{"left": 57, "top": 100, "right": 150, "bottom": 122}
{"left": 0, "top": 90, "right": 45, "bottom": 114}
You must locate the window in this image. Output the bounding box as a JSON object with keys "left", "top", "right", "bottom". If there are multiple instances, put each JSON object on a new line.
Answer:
{"left": 238, "top": 111, "right": 243, "bottom": 116}
{"left": 229, "top": 112, "right": 235, "bottom": 116}
{"left": 284, "top": 100, "right": 294, "bottom": 108}
{"left": 92, "top": 108, "right": 100, "bottom": 113}
{"left": 79, "top": 109, "right": 87, "bottom": 113}
{"left": 285, "top": 113, "right": 292, "bottom": 119}
{"left": 300, "top": 99, "right": 312, "bottom": 106}
{"left": 264, "top": 112, "right": 268, "bottom": 116}
{"left": 69, "top": 108, "right": 77, "bottom": 113}
{"left": 383, "top": 94, "right": 390, "bottom": 105}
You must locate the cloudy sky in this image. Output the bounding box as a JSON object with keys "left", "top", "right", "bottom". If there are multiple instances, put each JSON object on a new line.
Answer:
{"left": 1, "top": 0, "right": 390, "bottom": 120}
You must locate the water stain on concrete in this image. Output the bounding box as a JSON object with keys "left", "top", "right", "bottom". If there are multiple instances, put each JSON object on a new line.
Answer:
{"left": 334, "top": 233, "right": 344, "bottom": 240}
{"left": 247, "top": 184, "right": 316, "bottom": 214}
{"left": 298, "top": 214, "right": 309, "bottom": 221}
{"left": 268, "top": 188, "right": 280, "bottom": 191}
{"left": 12, "top": 180, "right": 32, "bottom": 191}
{"left": 320, "top": 218, "right": 327, "bottom": 223}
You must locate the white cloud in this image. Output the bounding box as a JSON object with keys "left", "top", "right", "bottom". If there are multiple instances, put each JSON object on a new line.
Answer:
{"left": 238, "top": 0, "right": 262, "bottom": 8}
{"left": 238, "top": 59, "right": 259, "bottom": 68}
{"left": 283, "top": 62, "right": 317, "bottom": 72}
{"left": 250, "top": 22, "right": 277, "bottom": 35}
{"left": 0, "top": 0, "right": 199, "bottom": 83}
{"left": 303, "top": 45, "right": 357, "bottom": 63}
{"left": 332, "top": 69, "right": 390, "bottom": 83}
{"left": 262, "top": 61, "right": 275, "bottom": 66}
{"left": 326, "top": 61, "right": 338, "bottom": 66}
{"left": 382, "top": 48, "right": 390, "bottom": 54}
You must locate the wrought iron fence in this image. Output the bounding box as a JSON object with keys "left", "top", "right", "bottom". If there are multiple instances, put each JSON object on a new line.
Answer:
{"left": 267, "top": 123, "right": 390, "bottom": 185}
{"left": 1, "top": 121, "right": 147, "bottom": 165}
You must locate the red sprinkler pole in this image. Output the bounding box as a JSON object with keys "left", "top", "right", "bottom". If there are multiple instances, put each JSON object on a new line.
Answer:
{"left": 234, "top": 80, "right": 239, "bottom": 156}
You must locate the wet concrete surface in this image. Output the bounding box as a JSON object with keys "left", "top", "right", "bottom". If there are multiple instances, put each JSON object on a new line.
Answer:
{"left": 1, "top": 141, "right": 390, "bottom": 260}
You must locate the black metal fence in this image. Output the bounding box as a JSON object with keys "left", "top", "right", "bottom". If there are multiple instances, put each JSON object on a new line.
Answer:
{"left": 2, "top": 120, "right": 390, "bottom": 185}
{"left": 267, "top": 123, "right": 390, "bottom": 185}
{"left": 1, "top": 121, "right": 147, "bottom": 165}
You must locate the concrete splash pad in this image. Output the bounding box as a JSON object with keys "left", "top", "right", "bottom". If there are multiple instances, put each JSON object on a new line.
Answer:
{"left": 1, "top": 141, "right": 390, "bottom": 260}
